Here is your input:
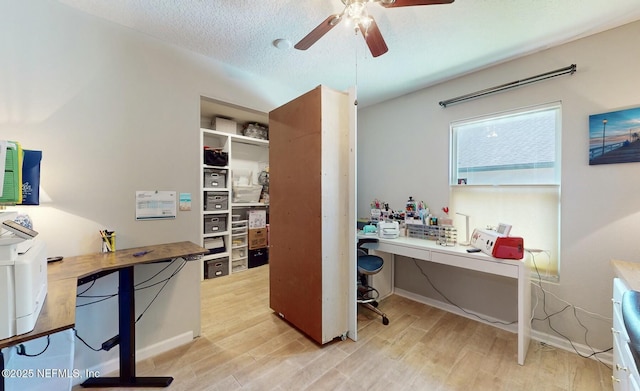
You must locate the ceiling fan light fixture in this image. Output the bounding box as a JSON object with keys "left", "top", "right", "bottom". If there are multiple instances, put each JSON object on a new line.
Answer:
{"left": 344, "top": 1, "right": 373, "bottom": 31}
{"left": 295, "top": 0, "right": 453, "bottom": 56}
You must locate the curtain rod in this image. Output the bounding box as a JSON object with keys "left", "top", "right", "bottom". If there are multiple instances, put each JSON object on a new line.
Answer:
{"left": 438, "top": 64, "right": 577, "bottom": 108}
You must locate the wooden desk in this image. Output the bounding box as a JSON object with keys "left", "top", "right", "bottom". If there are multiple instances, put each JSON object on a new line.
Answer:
{"left": 360, "top": 235, "right": 531, "bottom": 365}
{"left": 0, "top": 241, "right": 207, "bottom": 388}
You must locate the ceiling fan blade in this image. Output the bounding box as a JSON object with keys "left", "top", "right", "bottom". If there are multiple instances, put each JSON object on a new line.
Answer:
{"left": 359, "top": 18, "right": 388, "bottom": 58}
{"left": 294, "top": 14, "right": 342, "bottom": 50}
{"left": 380, "top": 0, "right": 454, "bottom": 8}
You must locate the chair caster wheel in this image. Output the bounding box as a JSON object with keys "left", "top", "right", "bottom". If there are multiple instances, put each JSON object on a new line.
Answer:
{"left": 371, "top": 301, "right": 379, "bottom": 308}
{"left": 382, "top": 317, "right": 389, "bottom": 325}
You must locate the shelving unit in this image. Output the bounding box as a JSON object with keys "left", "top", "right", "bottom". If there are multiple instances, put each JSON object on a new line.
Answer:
{"left": 199, "top": 99, "right": 269, "bottom": 280}
{"left": 230, "top": 219, "right": 248, "bottom": 272}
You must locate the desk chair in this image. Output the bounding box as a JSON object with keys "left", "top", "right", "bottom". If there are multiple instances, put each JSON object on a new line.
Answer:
{"left": 357, "top": 239, "right": 389, "bottom": 325}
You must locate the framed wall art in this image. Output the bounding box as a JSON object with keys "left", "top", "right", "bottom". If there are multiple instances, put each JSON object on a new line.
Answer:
{"left": 589, "top": 106, "right": 640, "bottom": 165}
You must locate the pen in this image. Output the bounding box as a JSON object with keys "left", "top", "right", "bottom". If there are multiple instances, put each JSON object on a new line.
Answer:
{"left": 133, "top": 250, "right": 153, "bottom": 257}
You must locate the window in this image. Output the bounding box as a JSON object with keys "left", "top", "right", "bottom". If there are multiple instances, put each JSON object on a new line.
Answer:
{"left": 451, "top": 103, "right": 560, "bottom": 186}
{"left": 450, "top": 102, "right": 561, "bottom": 279}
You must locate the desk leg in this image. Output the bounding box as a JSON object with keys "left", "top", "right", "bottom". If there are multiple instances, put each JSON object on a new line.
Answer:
{"left": 82, "top": 266, "right": 173, "bottom": 388}
{"left": 517, "top": 263, "right": 531, "bottom": 365}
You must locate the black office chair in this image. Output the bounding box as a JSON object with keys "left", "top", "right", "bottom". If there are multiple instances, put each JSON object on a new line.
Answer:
{"left": 357, "top": 239, "right": 389, "bottom": 325}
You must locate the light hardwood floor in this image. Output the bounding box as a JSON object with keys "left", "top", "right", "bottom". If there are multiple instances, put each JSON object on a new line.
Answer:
{"left": 76, "top": 264, "right": 612, "bottom": 390}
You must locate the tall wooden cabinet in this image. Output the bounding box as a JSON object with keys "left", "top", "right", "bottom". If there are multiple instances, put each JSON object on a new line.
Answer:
{"left": 268, "top": 85, "right": 356, "bottom": 344}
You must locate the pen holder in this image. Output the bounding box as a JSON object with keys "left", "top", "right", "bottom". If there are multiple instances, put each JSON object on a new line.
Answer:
{"left": 100, "top": 231, "right": 116, "bottom": 253}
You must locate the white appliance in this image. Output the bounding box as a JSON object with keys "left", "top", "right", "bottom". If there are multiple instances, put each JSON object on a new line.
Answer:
{"left": 0, "top": 221, "right": 47, "bottom": 340}
{"left": 469, "top": 228, "right": 524, "bottom": 260}
{"left": 377, "top": 221, "right": 400, "bottom": 239}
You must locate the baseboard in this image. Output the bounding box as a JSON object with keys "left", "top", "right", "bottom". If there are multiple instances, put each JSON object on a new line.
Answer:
{"left": 72, "top": 331, "right": 194, "bottom": 386}
{"left": 530, "top": 329, "right": 613, "bottom": 366}
{"left": 394, "top": 288, "right": 613, "bottom": 365}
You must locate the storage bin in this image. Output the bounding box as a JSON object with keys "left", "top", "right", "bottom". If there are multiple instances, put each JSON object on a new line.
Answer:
{"left": 204, "top": 192, "right": 228, "bottom": 211}
{"left": 231, "top": 220, "right": 248, "bottom": 235}
{"left": 203, "top": 168, "right": 227, "bottom": 188}
{"left": 204, "top": 258, "right": 229, "bottom": 279}
{"left": 232, "top": 259, "right": 247, "bottom": 273}
{"left": 232, "top": 220, "right": 248, "bottom": 228}
{"left": 249, "top": 228, "right": 268, "bottom": 249}
{"left": 231, "top": 234, "right": 247, "bottom": 247}
{"left": 233, "top": 184, "right": 262, "bottom": 203}
{"left": 212, "top": 117, "right": 237, "bottom": 134}
{"left": 232, "top": 247, "right": 247, "bottom": 259}
{"left": 204, "top": 215, "right": 227, "bottom": 233}
{"left": 249, "top": 248, "right": 269, "bottom": 268}
{"left": 242, "top": 123, "right": 269, "bottom": 140}
{"left": 204, "top": 236, "right": 225, "bottom": 254}
{"left": 232, "top": 227, "right": 247, "bottom": 235}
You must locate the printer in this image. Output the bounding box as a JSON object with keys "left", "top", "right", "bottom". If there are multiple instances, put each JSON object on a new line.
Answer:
{"left": 0, "top": 217, "right": 47, "bottom": 340}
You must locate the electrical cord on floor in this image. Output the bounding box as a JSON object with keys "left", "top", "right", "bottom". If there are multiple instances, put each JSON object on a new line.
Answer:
{"left": 528, "top": 251, "right": 612, "bottom": 369}
{"left": 412, "top": 258, "right": 517, "bottom": 326}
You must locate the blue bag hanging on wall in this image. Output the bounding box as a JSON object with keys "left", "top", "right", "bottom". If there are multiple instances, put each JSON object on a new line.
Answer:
{"left": 20, "top": 150, "right": 42, "bottom": 205}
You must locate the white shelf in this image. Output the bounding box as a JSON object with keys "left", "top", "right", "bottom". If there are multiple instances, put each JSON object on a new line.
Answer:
{"left": 231, "top": 202, "right": 268, "bottom": 207}
{"left": 203, "top": 231, "right": 229, "bottom": 238}
{"left": 200, "top": 109, "right": 269, "bottom": 279}
{"left": 203, "top": 210, "right": 229, "bottom": 215}
{"left": 203, "top": 252, "right": 230, "bottom": 261}
{"left": 201, "top": 128, "right": 269, "bottom": 147}
{"left": 202, "top": 164, "right": 229, "bottom": 170}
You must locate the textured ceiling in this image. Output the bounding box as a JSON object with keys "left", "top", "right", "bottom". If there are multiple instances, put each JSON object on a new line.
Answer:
{"left": 56, "top": 0, "right": 640, "bottom": 107}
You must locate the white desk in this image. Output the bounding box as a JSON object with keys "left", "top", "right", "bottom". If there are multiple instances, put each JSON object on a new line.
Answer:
{"left": 360, "top": 234, "right": 531, "bottom": 365}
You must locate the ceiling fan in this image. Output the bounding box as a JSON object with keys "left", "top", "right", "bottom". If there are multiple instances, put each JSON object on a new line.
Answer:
{"left": 294, "top": 0, "right": 455, "bottom": 58}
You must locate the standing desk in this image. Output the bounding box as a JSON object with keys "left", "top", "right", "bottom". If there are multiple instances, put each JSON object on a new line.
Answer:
{"left": 0, "top": 241, "right": 207, "bottom": 389}
{"left": 361, "top": 235, "right": 531, "bottom": 365}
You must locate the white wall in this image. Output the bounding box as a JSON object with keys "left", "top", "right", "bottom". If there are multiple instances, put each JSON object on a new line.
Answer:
{"left": 359, "top": 20, "right": 640, "bottom": 351}
{"left": 1, "top": 0, "right": 294, "bottom": 379}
